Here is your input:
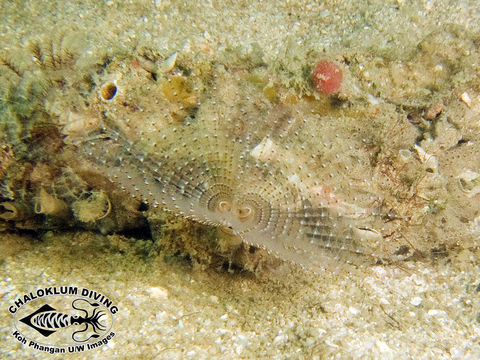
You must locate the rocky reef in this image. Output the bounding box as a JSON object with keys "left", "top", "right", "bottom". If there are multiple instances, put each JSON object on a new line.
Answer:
{"left": 1, "top": 1, "right": 480, "bottom": 359}
{"left": 1, "top": 19, "right": 480, "bottom": 276}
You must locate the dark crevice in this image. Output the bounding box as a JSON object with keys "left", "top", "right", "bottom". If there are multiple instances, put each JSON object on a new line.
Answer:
{"left": 117, "top": 224, "right": 153, "bottom": 240}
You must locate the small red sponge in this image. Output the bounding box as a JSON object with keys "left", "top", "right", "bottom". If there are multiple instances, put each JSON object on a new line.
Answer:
{"left": 312, "top": 60, "right": 342, "bottom": 94}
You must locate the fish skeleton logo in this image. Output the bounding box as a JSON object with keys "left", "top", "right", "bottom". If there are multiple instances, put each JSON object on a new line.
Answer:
{"left": 19, "top": 299, "right": 106, "bottom": 341}
{"left": 9, "top": 286, "right": 118, "bottom": 354}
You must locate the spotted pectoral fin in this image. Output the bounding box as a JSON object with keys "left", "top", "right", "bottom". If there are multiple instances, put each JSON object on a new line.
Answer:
{"left": 19, "top": 304, "right": 57, "bottom": 337}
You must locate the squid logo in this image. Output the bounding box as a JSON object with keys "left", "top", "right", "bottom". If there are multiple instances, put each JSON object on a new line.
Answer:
{"left": 9, "top": 286, "right": 117, "bottom": 353}
{"left": 19, "top": 299, "right": 107, "bottom": 342}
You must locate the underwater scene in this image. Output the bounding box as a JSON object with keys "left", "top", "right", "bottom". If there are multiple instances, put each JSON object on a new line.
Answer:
{"left": 1, "top": 1, "right": 480, "bottom": 359}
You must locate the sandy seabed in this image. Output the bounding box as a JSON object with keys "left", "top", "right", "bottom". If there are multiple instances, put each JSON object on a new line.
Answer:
{"left": 1, "top": 1, "right": 480, "bottom": 359}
